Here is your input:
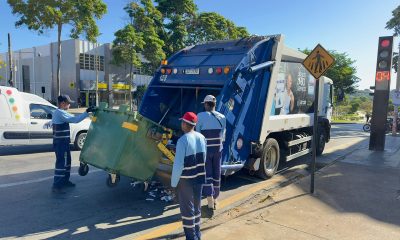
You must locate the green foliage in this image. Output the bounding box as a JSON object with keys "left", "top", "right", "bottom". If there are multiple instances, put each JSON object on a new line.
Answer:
{"left": 302, "top": 49, "right": 360, "bottom": 99}
{"left": 393, "top": 52, "right": 398, "bottom": 73}
{"left": 113, "top": 0, "right": 249, "bottom": 74}
{"left": 133, "top": 85, "right": 147, "bottom": 99}
{"left": 187, "top": 12, "right": 249, "bottom": 45}
{"left": 124, "top": 1, "right": 165, "bottom": 72}
{"left": 350, "top": 102, "right": 360, "bottom": 113}
{"left": 386, "top": 5, "right": 400, "bottom": 36}
{"left": 386, "top": 5, "right": 400, "bottom": 72}
{"left": 8, "top": 0, "right": 107, "bottom": 95}
{"left": 111, "top": 25, "right": 145, "bottom": 68}
{"left": 155, "top": 0, "right": 197, "bottom": 56}
{"left": 8, "top": 0, "right": 107, "bottom": 42}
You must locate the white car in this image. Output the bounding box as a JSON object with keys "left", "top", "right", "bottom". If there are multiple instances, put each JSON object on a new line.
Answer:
{"left": 0, "top": 86, "right": 90, "bottom": 150}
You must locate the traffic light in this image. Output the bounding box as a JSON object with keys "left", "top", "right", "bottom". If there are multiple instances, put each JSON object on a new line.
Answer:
{"left": 375, "top": 36, "right": 393, "bottom": 90}
{"left": 369, "top": 36, "right": 394, "bottom": 151}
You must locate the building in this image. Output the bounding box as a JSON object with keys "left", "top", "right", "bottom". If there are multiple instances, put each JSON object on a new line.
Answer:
{"left": 0, "top": 39, "right": 152, "bottom": 107}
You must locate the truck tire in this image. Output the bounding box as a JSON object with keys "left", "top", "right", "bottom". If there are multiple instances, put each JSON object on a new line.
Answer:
{"left": 316, "top": 126, "right": 326, "bottom": 156}
{"left": 74, "top": 131, "right": 87, "bottom": 151}
{"left": 257, "top": 138, "right": 280, "bottom": 179}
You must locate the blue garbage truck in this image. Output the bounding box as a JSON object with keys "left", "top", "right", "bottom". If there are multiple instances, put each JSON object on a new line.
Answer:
{"left": 140, "top": 35, "right": 333, "bottom": 180}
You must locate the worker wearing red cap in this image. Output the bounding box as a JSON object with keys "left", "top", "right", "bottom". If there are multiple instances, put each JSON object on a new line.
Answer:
{"left": 171, "top": 112, "right": 207, "bottom": 240}
{"left": 196, "top": 95, "right": 226, "bottom": 212}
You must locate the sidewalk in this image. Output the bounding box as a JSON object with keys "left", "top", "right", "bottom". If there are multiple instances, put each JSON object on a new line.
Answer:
{"left": 201, "top": 136, "right": 400, "bottom": 240}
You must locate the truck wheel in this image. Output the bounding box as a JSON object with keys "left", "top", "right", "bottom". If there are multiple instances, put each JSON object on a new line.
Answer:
{"left": 106, "top": 174, "right": 120, "bottom": 187}
{"left": 74, "top": 131, "right": 87, "bottom": 151}
{"left": 78, "top": 163, "right": 89, "bottom": 176}
{"left": 316, "top": 126, "right": 326, "bottom": 156}
{"left": 257, "top": 138, "right": 280, "bottom": 179}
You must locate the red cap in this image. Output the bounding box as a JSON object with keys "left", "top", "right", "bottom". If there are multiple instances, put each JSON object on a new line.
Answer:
{"left": 179, "top": 112, "right": 198, "bottom": 126}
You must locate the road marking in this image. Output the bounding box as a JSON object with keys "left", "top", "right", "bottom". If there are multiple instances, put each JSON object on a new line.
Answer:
{"left": 0, "top": 169, "right": 101, "bottom": 188}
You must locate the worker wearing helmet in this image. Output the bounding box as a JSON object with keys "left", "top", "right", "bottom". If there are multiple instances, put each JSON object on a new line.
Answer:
{"left": 51, "top": 95, "right": 95, "bottom": 194}
{"left": 196, "top": 95, "right": 226, "bottom": 212}
{"left": 171, "top": 112, "right": 206, "bottom": 240}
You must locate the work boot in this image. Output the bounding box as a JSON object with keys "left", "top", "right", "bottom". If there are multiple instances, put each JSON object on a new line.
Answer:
{"left": 207, "top": 196, "right": 214, "bottom": 209}
{"left": 52, "top": 187, "right": 66, "bottom": 194}
{"left": 64, "top": 181, "right": 76, "bottom": 188}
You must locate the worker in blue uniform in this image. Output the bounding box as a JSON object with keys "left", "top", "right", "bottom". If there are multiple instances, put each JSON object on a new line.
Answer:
{"left": 171, "top": 112, "right": 206, "bottom": 240}
{"left": 51, "top": 95, "right": 94, "bottom": 194}
{"left": 196, "top": 95, "right": 226, "bottom": 211}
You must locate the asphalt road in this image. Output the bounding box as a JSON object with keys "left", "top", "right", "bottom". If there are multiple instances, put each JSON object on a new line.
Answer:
{"left": 0, "top": 124, "right": 370, "bottom": 240}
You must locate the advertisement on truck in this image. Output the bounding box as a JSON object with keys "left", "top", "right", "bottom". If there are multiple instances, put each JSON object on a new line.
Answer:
{"left": 272, "top": 62, "right": 315, "bottom": 116}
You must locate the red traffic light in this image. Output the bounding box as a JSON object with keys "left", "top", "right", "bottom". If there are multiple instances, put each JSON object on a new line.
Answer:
{"left": 380, "top": 39, "right": 391, "bottom": 48}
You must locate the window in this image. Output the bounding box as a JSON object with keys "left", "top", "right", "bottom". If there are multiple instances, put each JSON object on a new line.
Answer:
{"left": 79, "top": 53, "right": 104, "bottom": 71}
{"left": 30, "top": 104, "right": 56, "bottom": 119}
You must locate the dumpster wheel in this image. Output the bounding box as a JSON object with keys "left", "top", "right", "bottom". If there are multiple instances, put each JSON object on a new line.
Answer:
{"left": 106, "top": 174, "right": 120, "bottom": 187}
{"left": 78, "top": 163, "right": 89, "bottom": 176}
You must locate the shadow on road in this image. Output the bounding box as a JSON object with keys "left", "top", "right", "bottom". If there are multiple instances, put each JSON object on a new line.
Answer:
{"left": 0, "top": 144, "right": 82, "bottom": 156}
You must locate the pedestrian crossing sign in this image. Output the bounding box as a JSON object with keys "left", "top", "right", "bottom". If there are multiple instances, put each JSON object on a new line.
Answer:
{"left": 302, "top": 44, "right": 335, "bottom": 79}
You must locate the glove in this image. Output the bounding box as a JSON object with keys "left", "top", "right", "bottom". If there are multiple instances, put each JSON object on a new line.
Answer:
{"left": 86, "top": 106, "right": 96, "bottom": 113}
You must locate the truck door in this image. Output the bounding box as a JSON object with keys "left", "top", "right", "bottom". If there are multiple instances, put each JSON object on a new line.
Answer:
{"left": 28, "top": 104, "right": 55, "bottom": 144}
{"left": 322, "top": 83, "right": 333, "bottom": 122}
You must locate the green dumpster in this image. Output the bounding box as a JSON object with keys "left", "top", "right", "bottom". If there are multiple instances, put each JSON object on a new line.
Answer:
{"left": 79, "top": 103, "right": 163, "bottom": 184}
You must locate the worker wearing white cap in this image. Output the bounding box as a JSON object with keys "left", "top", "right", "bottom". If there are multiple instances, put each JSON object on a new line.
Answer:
{"left": 196, "top": 95, "right": 226, "bottom": 212}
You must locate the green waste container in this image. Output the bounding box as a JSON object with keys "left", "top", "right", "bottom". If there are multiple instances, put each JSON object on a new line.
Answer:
{"left": 79, "top": 103, "right": 163, "bottom": 184}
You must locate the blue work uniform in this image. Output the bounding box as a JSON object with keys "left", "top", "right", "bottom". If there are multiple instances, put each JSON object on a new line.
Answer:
{"left": 171, "top": 131, "right": 206, "bottom": 240}
{"left": 52, "top": 109, "right": 88, "bottom": 188}
{"left": 196, "top": 111, "right": 226, "bottom": 199}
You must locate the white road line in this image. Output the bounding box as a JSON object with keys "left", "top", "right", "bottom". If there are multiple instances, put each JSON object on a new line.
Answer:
{"left": 0, "top": 169, "right": 102, "bottom": 189}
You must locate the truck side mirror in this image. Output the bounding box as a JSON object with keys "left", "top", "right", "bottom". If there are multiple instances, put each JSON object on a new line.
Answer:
{"left": 47, "top": 113, "right": 52, "bottom": 119}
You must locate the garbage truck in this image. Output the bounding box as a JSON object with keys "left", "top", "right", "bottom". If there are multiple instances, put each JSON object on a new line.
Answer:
{"left": 79, "top": 34, "right": 333, "bottom": 186}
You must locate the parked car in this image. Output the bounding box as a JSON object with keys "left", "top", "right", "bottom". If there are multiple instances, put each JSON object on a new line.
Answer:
{"left": 0, "top": 86, "right": 90, "bottom": 150}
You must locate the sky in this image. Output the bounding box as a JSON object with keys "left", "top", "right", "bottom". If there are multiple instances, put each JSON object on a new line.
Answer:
{"left": 0, "top": 0, "right": 399, "bottom": 90}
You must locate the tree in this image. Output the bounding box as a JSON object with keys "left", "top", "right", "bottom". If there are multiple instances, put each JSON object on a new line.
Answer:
{"left": 8, "top": 0, "right": 107, "bottom": 96}
{"left": 187, "top": 12, "right": 249, "bottom": 45}
{"left": 124, "top": 0, "right": 165, "bottom": 73}
{"left": 155, "top": 0, "right": 197, "bottom": 56}
{"left": 112, "top": 24, "right": 145, "bottom": 108}
{"left": 133, "top": 84, "right": 147, "bottom": 107}
{"left": 302, "top": 49, "right": 360, "bottom": 100}
{"left": 386, "top": 5, "right": 400, "bottom": 72}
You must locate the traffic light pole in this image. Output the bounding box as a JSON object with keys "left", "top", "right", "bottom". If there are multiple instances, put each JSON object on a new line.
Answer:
{"left": 392, "top": 41, "right": 400, "bottom": 136}
{"left": 369, "top": 36, "right": 394, "bottom": 151}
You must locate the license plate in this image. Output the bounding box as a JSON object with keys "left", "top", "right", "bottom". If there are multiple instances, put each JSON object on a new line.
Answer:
{"left": 184, "top": 68, "right": 199, "bottom": 74}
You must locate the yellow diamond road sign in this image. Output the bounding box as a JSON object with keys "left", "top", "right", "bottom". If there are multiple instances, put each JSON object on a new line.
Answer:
{"left": 302, "top": 44, "right": 335, "bottom": 79}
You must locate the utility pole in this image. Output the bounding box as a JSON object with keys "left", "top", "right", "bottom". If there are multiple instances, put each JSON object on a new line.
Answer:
{"left": 392, "top": 41, "right": 400, "bottom": 135}
{"left": 95, "top": 43, "right": 99, "bottom": 107}
{"left": 7, "top": 33, "right": 13, "bottom": 87}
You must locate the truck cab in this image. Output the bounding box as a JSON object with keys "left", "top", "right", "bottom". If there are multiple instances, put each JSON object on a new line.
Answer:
{"left": 0, "top": 86, "right": 90, "bottom": 150}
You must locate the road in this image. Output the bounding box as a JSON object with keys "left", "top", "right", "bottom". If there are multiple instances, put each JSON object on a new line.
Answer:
{"left": 0, "top": 124, "right": 369, "bottom": 240}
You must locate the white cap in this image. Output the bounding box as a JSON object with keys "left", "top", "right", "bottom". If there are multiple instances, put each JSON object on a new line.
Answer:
{"left": 201, "top": 95, "right": 217, "bottom": 103}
